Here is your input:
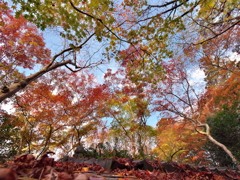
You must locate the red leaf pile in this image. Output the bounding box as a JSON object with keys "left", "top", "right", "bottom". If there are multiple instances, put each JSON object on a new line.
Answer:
{"left": 1, "top": 154, "right": 240, "bottom": 180}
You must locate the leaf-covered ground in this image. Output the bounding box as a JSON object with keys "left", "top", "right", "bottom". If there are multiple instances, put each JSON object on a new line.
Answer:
{"left": 0, "top": 152, "right": 239, "bottom": 180}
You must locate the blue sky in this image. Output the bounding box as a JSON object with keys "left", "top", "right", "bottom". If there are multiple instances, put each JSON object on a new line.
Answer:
{"left": 42, "top": 26, "right": 167, "bottom": 127}
{"left": 1, "top": 27, "right": 206, "bottom": 128}
{"left": 1, "top": 1, "right": 207, "bottom": 128}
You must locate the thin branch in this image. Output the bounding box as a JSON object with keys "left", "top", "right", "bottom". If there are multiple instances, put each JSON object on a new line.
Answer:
{"left": 194, "top": 20, "right": 240, "bottom": 45}
{"left": 47, "top": 32, "right": 95, "bottom": 69}
{"left": 158, "top": 98, "right": 197, "bottom": 124}
{"left": 137, "top": 1, "right": 185, "bottom": 23}
{"left": 179, "top": 1, "right": 199, "bottom": 18}
{"left": 210, "top": 16, "right": 240, "bottom": 26}
{"left": 69, "top": 0, "right": 130, "bottom": 44}
{"left": 107, "top": 110, "right": 132, "bottom": 141}
{"left": 170, "top": 148, "right": 184, "bottom": 161}
{"left": 191, "top": 17, "right": 217, "bottom": 36}
{"left": 147, "top": 0, "right": 178, "bottom": 9}
{"left": 183, "top": 77, "right": 194, "bottom": 113}
{"left": 166, "top": 92, "right": 192, "bottom": 108}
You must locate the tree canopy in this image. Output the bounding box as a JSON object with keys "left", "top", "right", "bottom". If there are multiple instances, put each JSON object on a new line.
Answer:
{"left": 0, "top": 0, "right": 239, "bottom": 169}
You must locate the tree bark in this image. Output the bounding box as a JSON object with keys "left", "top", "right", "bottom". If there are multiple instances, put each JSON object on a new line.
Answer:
{"left": 0, "top": 60, "right": 71, "bottom": 103}
{"left": 206, "top": 133, "right": 239, "bottom": 166}
{"left": 0, "top": 32, "right": 96, "bottom": 103}
{"left": 197, "top": 123, "right": 239, "bottom": 168}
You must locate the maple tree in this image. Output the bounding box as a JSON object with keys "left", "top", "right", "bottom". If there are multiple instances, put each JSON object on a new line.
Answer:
{"left": 11, "top": 69, "right": 110, "bottom": 158}
{"left": 151, "top": 53, "right": 240, "bottom": 167}
{"left": 146, "top": 5, "right": 239, "bottom": 165}
{"left": 0, "top": 0, "right": 239, "bottom": 175}
{"left": 99, "top": 13, "right": 239, "bottom": 164}
{"left": 183, "top": 22, "right": 239, "bottom": 168}
{"left": 0, "top": 2, "right": 51, "bottom": 102}
{"left": 195, "top": 29, "right": 239, "bottom": 117}
{"left": 102, "top": 68, "right": 157, "bottom": 158}
{"left": 153, "top": 120, "right": 206, "bottom": 164}
{"left": 1, "top": 0, "right": 238, "bottom": 102}
{"left": 0, "top": 2, "right": 105, "bottom": 102}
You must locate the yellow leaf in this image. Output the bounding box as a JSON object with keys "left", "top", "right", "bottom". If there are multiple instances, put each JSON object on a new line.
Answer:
{"left": 30, "top": 42, "right": 38, "bottom": 45}
{"left": 8, "top": 40, "right": 14, "bottom": 46}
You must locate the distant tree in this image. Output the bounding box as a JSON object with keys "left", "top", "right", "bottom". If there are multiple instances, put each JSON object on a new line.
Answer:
{"left": 204, "top": 102, "right": 240, "bottom": 167}
{"left": 0, "top": 112, "right": 20, "bottom": 162}
{"left": 103, "top": 68, "right": 157, "bottom": 159}
{"left": 13, "top": 69, "right": 109, "bottom": 158}
{"left": 152, "top": 54, "right": 240, "bottom": 167}
{"left": 153, "top": 119, "right": 206, "bottom": 164}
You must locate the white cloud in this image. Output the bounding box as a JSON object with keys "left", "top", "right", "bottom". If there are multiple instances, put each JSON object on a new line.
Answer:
{"left": 229, "top": 52, "right": 240, "bottom": 62}
{"left": 191, "top": 68, "right": 205, "bottom": 80}
{"left": 1, "top": 103, "right": 15, "bottom": 113}
{"left": 188, "top": 67, "right": 205, "bottom": 86}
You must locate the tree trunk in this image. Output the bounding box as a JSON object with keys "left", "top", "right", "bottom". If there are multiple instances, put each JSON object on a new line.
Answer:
{"left": 198, "top": 123, "right": 239, "bottom": 169}
{"left": 206, "top": 133, "right": 239, "bottom": 167}
{"left": 0, "top": 60, "right": 71, "bottom": 103}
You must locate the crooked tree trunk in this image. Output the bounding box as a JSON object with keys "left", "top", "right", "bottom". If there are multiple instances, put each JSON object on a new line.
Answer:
{"left": 197, "top": 123, "right": 239, "bottom": 169}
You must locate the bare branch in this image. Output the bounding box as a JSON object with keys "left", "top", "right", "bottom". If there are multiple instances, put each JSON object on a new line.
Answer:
{"left": 47, "top": 32, "right": 95, "bottom": 68}
{"left": 194, "top": 20, "right": 240, "bottom": 45}
{"left": 137, "top": 1, "right": 185, "bottom": 23}
{"left": 147, "top": 0, "right": 178, "bottom": 9}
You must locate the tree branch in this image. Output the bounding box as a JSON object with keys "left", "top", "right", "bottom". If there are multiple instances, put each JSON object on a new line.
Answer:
{"left": 194, "top": 20, "right": 240, "bottom": 45}
{"left": 0, "top": 31, "right": 96, "bottom": 103}
{"left": 196, "top": 123, "right": 239, "bottom": 167}
{"left": 69, "top": 0, "right": 130, "bottom": 44}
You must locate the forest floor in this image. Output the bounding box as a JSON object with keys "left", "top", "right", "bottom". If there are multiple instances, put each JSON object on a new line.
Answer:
{"left": 0, "top": 152, "right": 240, "bottom": 180}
